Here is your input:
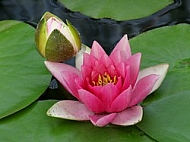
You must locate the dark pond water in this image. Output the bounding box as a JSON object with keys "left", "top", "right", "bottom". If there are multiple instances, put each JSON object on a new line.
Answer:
{"left": 0, "top": 0, "right": 189, "bottom": 100}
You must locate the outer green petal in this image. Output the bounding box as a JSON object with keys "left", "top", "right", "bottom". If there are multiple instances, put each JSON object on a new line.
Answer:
{"left": 66, "top": 20, "right": 81, "bottom": 51}
{"left": 35, "top": 18, "right": 47, "bottom": 57}
{"left": 35, "top": 11, "right": 65, "bottom": 58}
{"left": 45, "top": 29, "right": 74, "bottom": 62}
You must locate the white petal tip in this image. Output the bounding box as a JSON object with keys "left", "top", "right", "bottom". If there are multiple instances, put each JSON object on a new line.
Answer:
{"left": 138, "top": 63, "right": 169, "bottom": 94}
{"left": 75, "top": 44, "right": 91, "bottom": 70}
{"left": 150, "top": 63, "right": 169, "bottom": 93}
{"left": 111, "top": 106, "right": 143, "bottom": 126}
{"left": 46, "top": 100, "right": 93, "bottom": 121}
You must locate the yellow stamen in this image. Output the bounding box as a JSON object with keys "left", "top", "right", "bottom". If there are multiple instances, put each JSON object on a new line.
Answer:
{"left": 93, "top": 72, "right": 117, "bottom": 86}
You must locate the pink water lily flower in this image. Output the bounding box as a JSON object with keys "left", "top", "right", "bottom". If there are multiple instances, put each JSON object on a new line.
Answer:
{"left": 45, "top": 34, "right": 169, "bottom": 127}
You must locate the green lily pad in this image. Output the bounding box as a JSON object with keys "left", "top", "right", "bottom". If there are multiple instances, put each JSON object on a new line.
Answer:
{"left": 0, "top": 100, "right": 155, "bottom": 142}
{"left": 128, "top": 24, "right": 190, "bottom": 140}
{"left": 137, "top": 91, "right": 190, "bottom": 141}
{"left": 0, "top": 20, "right": 51, "bottom": 119}
{"left": 60, "top": 0, "right": 173, "bottom": 20}
{"left": 130, "top": 24, "right": 190, "bottom": 105}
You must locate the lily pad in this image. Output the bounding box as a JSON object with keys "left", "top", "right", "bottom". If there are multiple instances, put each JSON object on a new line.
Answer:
{"left": 60, "top": 0, "right": 173, "bottom": 20}
{"left": 137, "top": 91, "right": 190, "bottom": 141}
{"left": 130, "top": 24, "right": 190, "bottom": 104}
{"left": 0, "top": 100, "right": 155, "bottom": 142}
{"left": 128, "top": 24, "right": 190, "bottom": 140}
{"left": 0, "top": 20, "right": 51, "bottom": 119}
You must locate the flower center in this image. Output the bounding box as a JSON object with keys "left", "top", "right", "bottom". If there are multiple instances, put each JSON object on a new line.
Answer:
{"left": 93, "top": 72, "right": 117, "bottom": 86}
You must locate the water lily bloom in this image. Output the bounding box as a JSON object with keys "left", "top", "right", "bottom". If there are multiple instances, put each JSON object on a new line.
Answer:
{"left": 35, "top": 12, "right": 81, "bottom": 62}
{"left": 45, "top": 34, "right": 169, "bottom": 127}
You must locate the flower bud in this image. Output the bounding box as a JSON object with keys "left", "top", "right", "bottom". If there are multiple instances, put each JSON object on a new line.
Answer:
{"left": 35, "top": 12, "right": 81, "bottom": 62}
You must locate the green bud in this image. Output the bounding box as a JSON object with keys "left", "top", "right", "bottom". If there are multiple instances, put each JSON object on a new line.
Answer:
{"left": 35, "top": 12, "right": 81, "bottom": 62}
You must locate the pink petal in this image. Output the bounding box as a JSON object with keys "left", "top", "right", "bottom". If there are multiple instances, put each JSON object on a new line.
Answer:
{"left": 45, "top": 61, "right": 81, "bottom": 99}
{"left": 90, "top": 41, "right": 107, "bottom": 60}
{"left": 115, "top": 76, "right": 123, "bottom": 91}
{"left": 90, "top": 70, "right": 100, "bottom": 82}
{"left": 81, "top": 65, "right": 92, "bottom": 79}
{"left": 115, "top": 62, "right": 125, "bottom": 78}
{"left": 129, "top": 74, "right": 159, "bottom": 107}
{"left": 106, "top": 64, "right": 118, "bottom": 78}
{"left": 75, "top": 44, "right": 91, "bottom": 70}
{"left": 99, "top": 53, "right": 113, "bottom": 68}
{"left": 83, "top": 53, "right": 97, "bottom": 68}
{"left": 124, "top": 53, "right": 141, "bottom": 87}
{"left": 110, "top": 86, "right": 132, "bottom": 112}
{"left": 98, "top": 84, "right": 120, "bottom": 112}
{"left": 121, "top": 66, "right": 131, "bottom": 91}
{"left": 82, "top": 57, "right": 107, "bottom": 78}
{"left": 86, "top": 83, "right": 121, "bottom": 113}
{"left": 86, "top": 85, "right": 103, "bottom": 98}
{"left": 138, "top": 63, "right": 169, "bottom": 94}
{"left": 82, "top": 63, "right": 107, "bottom": 84}
{"left": 89, "top": 113, "right": 116, "bottom": 127}
{"left": 110, "top": 34, "right": 132, "bottom": 65}
{"left": 110, "top": 50, "right": 122, "bottom": 67}
{"left": 111, "top": 106, "right": 143, "bottom": 126}
{"left": 61, "top": 71, "right": 82, "bottom": 99}
{"left": 47, "top": 17, "right": 62, "bottom": 37}
{"left": 47, "top": 100, "right": 93, "bottom": 120}
{"left": 92, "top": 60, "right": 107, "bottom": 74}
{"left": 78, "top": 89, "right": 105, "bottom": 113}
{"left": 74, "top": 77, "right": 84, "bottom": 90}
